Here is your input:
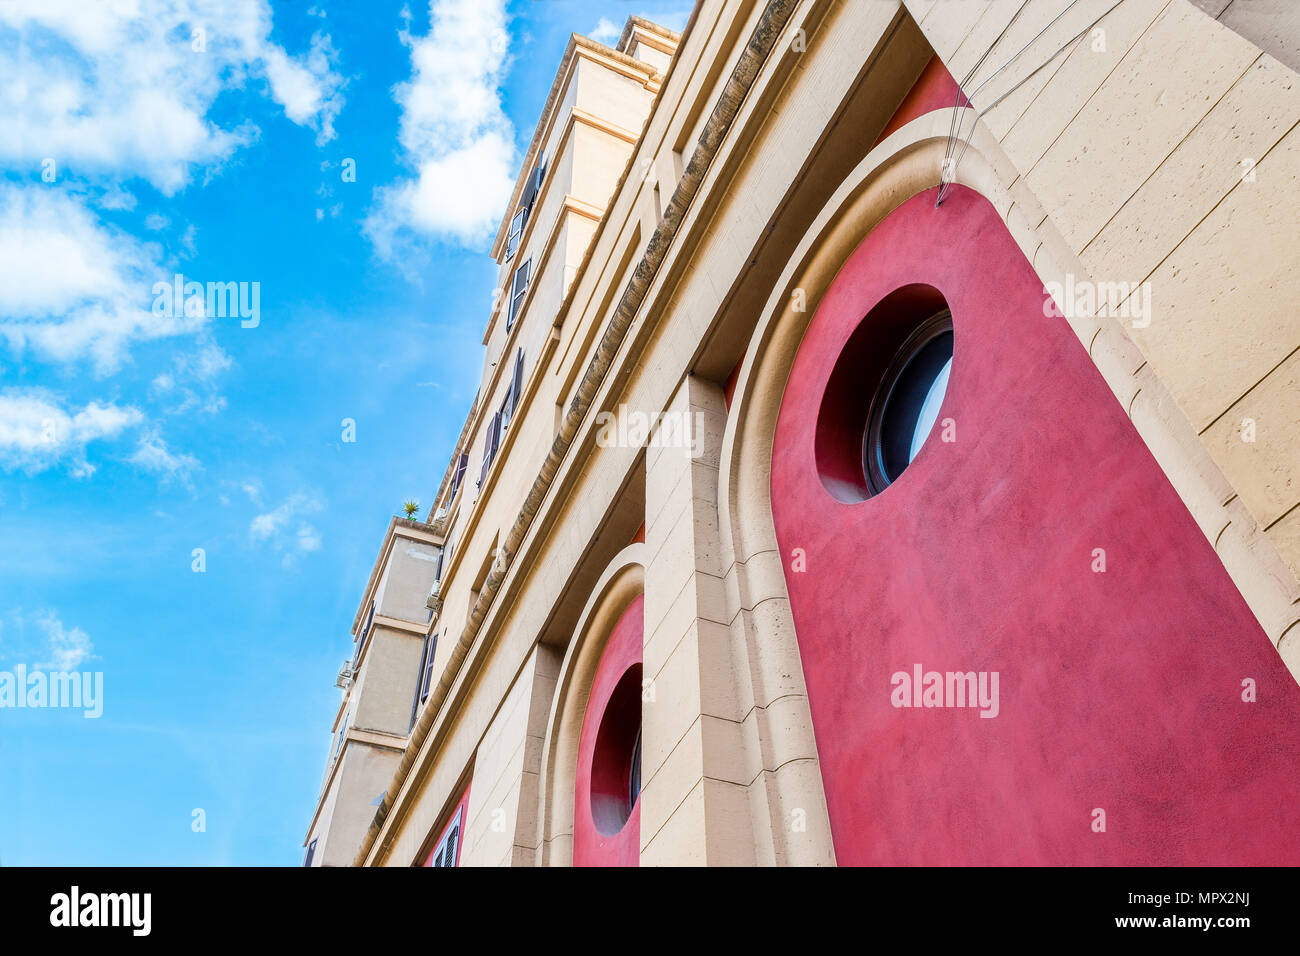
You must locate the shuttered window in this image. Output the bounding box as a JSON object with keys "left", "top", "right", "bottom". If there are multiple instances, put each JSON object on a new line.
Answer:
{"left": 505, "top": 209, "right": 525, "bottom": 261}
{"left": 501, "top": 349, "right": 525, "bottom": 431}
{"left": 419, "top": 634, "right": 438, "bottom": 703}
{"left": 448, "top": 452, "right": 468, "bottom": 501}
{"left": 478, "top": 412, "right": 502, "bottom": 488}
{"left": 506, "top": 258, "right": 530, "bottom": 331}
{"left": 430, "top": 807, "right": 463, "bottom": 867}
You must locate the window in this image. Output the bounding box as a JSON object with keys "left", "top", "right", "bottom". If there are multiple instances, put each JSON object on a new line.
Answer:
{"left": 334, "top": 712, "right": 349, "bottom": 759}
{"left": 419, "top": 634, "right": 438, "bottom": 703}
{"left": 501, "top": 349, "right": 525, "bottom": 431}
{"left": 863, "top": 310, "right": 953, "bottom": 492}
{"left": 589, "top": 665, "right": 643, "bottom": 836}
{"left": 815, "top": 287, "right": 954, "bottom": 502}
{"left": 410, "top": 633, "right": 439, "bottom": 730}
{"left": 448, "top": 452, "right": 468, "bottom": 502}
{"left": 429, "top": 808, "right": 462, "bottom": 867}
{"left": 506, "top": 258, "right": 530, "bottom": 331}
{"left": 303, "top": 838, "right": 318, "bottom": 867}
{"left": 521, "top": 153, "right": 545, "bottom": 216}
{"left": 505, "top": 209, "right": 526, "bottom": 261}
{"left": 353, "top": 601, "right": 376, "bottom": 667}
{"left": 628, "top": 728, "right": 642, "bottom": 809}
{"left": 478, "top": 412, "right": 502, "bottom": 488}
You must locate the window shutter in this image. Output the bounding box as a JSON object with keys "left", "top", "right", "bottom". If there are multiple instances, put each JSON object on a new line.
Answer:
{"left": 444, "top": 825, "right": 459, "bottom": 867}
{"left": 507, "top": 259, "right": 530, "bottom": 331}
{"left": 478, "top": 412, "right": 501, "bottom": 487}
{"left": 420, "top": 634, "right": 438, "bottom": 702}
{"left": 506, "top": 209, "right": 525, "bottom": 261}
{"left": 508, "top": 348, "right": 525, "bottom": 417}
{"left": 434, "top": 547, "right": 445, "bottom": 581}
{"left": 410, "top": 634, "right": 431, "bottom": 731}
{"left": 520, "top": 152, "right": 544, "bottom": 212}
{"left": 450, "top": 452, "right": 467, "bottom": 499}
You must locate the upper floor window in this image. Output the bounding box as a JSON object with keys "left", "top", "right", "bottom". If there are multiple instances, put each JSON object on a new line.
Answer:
{"left": 353, "top": 600, "right": 376, "bottom": 666}
{"left": 501, "top": 348, "right": 525, "bottom": 431}
{"left": 419, "top": 633, "right": 438, "bottom": 704}
{"left": 507, "top": 258, "right": 530, "bottom": 331}
{"left": 505, "top": 209, "right": 525, "bottom": 261}
{"left": 334, "top": 711, "right": 349, "bottom": 759}
{"left": 478, "top": 411, "right": 502, "bottom": 488}
{"left": 505, "top": 152, "right": 545, "bottom": 263}
{"left": 448, "top": 452, "right": 468, "bottom": 503}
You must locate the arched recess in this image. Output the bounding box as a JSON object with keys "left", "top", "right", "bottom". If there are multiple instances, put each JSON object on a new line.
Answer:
{"left": 723, "top": 110, "right": 1300, "bottom": 865}
{"left": 718, "top": 111, "right": 995, "bottom": 867}
{"left": 534, "top": 543, "right": 645, "bottom": 866}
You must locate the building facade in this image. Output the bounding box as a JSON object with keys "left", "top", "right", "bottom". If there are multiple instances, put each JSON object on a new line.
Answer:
{"left": 306, "top": 1, "right": 1300, "bottom": 866}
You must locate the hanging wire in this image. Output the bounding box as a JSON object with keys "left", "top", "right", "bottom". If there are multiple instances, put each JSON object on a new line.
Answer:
{"left": 942, "top": 1, "right": 1033, "bottom": 176}
{"left": 937, "top": 0, "right": 1127, "bottom": 207}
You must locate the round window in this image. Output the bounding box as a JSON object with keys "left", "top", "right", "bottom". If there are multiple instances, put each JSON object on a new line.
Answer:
{"left": 863, "top": 311, "right": 953, "bottom": 491}
{"left": 589, "top": 666, "right": 642, "bottom": 836}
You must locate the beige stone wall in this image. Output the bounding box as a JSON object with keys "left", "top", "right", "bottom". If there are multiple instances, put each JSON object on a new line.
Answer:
{"left": 317, "top": 743, "right": 402, "bottom": 866}
{"left": 459, "top": 644, "right": 559, "bottom": 866}
{"left": 338, "top": 0, "right": 1300, "bottom": 866}
{"left": 352, "top": 627, "right": 424, "bottom": 735}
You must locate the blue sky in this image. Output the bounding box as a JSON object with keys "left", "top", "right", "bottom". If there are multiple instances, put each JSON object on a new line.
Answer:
{"left": 0, "top": 0, "right": 689, "bottom": 866}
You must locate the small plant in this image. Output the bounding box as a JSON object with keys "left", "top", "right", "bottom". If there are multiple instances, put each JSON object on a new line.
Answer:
{"left": 402, "top": 499, "right": 420, "bottom": 519}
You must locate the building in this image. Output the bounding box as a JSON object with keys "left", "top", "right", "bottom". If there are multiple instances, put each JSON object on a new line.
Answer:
{"left": 304, "top": 1, "right": 1300, "bottom": 866}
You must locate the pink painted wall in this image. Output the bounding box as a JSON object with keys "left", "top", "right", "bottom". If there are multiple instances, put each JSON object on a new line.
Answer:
{"left": 770, "top": 184, "right": 1300, "bottom": 864}
{"left": 574, "top": 594, "right": 644, "bottom": 867}
{"left": 873, "top": 54, "right": 966, "bottom": 148}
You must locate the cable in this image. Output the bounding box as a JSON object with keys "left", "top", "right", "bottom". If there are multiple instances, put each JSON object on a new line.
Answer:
{"left": 938, "top": 0, "right": 1127, "bottom": 207}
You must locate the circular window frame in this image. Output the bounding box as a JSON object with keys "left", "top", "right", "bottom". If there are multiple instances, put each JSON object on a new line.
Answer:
{"left": 862, "top": 309, "right": 953, "bottom": 494}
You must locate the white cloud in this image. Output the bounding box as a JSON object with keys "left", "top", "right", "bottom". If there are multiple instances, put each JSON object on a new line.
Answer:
{"left": 250, "top": 493, "right": 324, "bottom": 562}
{"left": 0, "top": 185, "right": 205, "bottom": 372}
{"left": 0, "top": 0, "right": 347, "bottom": 192}
{"left": 0, "top": 388, "right": 142, "bottom": 477}
{"left": 129, "top": 428, "right": 201, "bottom": 483}
{"left": 263, "top": 31, "right": 345, "bottom": 145}
{"left": 364, "top": 0, "right": 516, "bottom": 256}
{"left": 588, "top": 17, "right": 621, "bottom": 45}
{"left": 296, "top": 524, "right": 322, "bottom": 553}
{"left": 34, "top": 611, "right": 97, "bottom": 671}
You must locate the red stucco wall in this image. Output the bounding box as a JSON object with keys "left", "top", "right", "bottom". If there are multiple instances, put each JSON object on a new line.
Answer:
{"left": 574, "top": 594, "right": 644, "bottom": 867}
{"left": 770, "top": 184, "right": 1300, "bottom": 864}
{"left": 873, "top": 54, "right": 966, "bottom": 148}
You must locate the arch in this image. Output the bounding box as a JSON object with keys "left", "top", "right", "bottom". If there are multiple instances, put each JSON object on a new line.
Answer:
{"left": 534, "top": 543, "right": 645, "bottom": 866}
{"left": 723, "top": 111, "right": 1300, "bottom": 865}
{"left": 717, "top": 110, "right": 993, "bottom": 867}
{"left": 573, "top": 595, "right": 643, "bottom": 866}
